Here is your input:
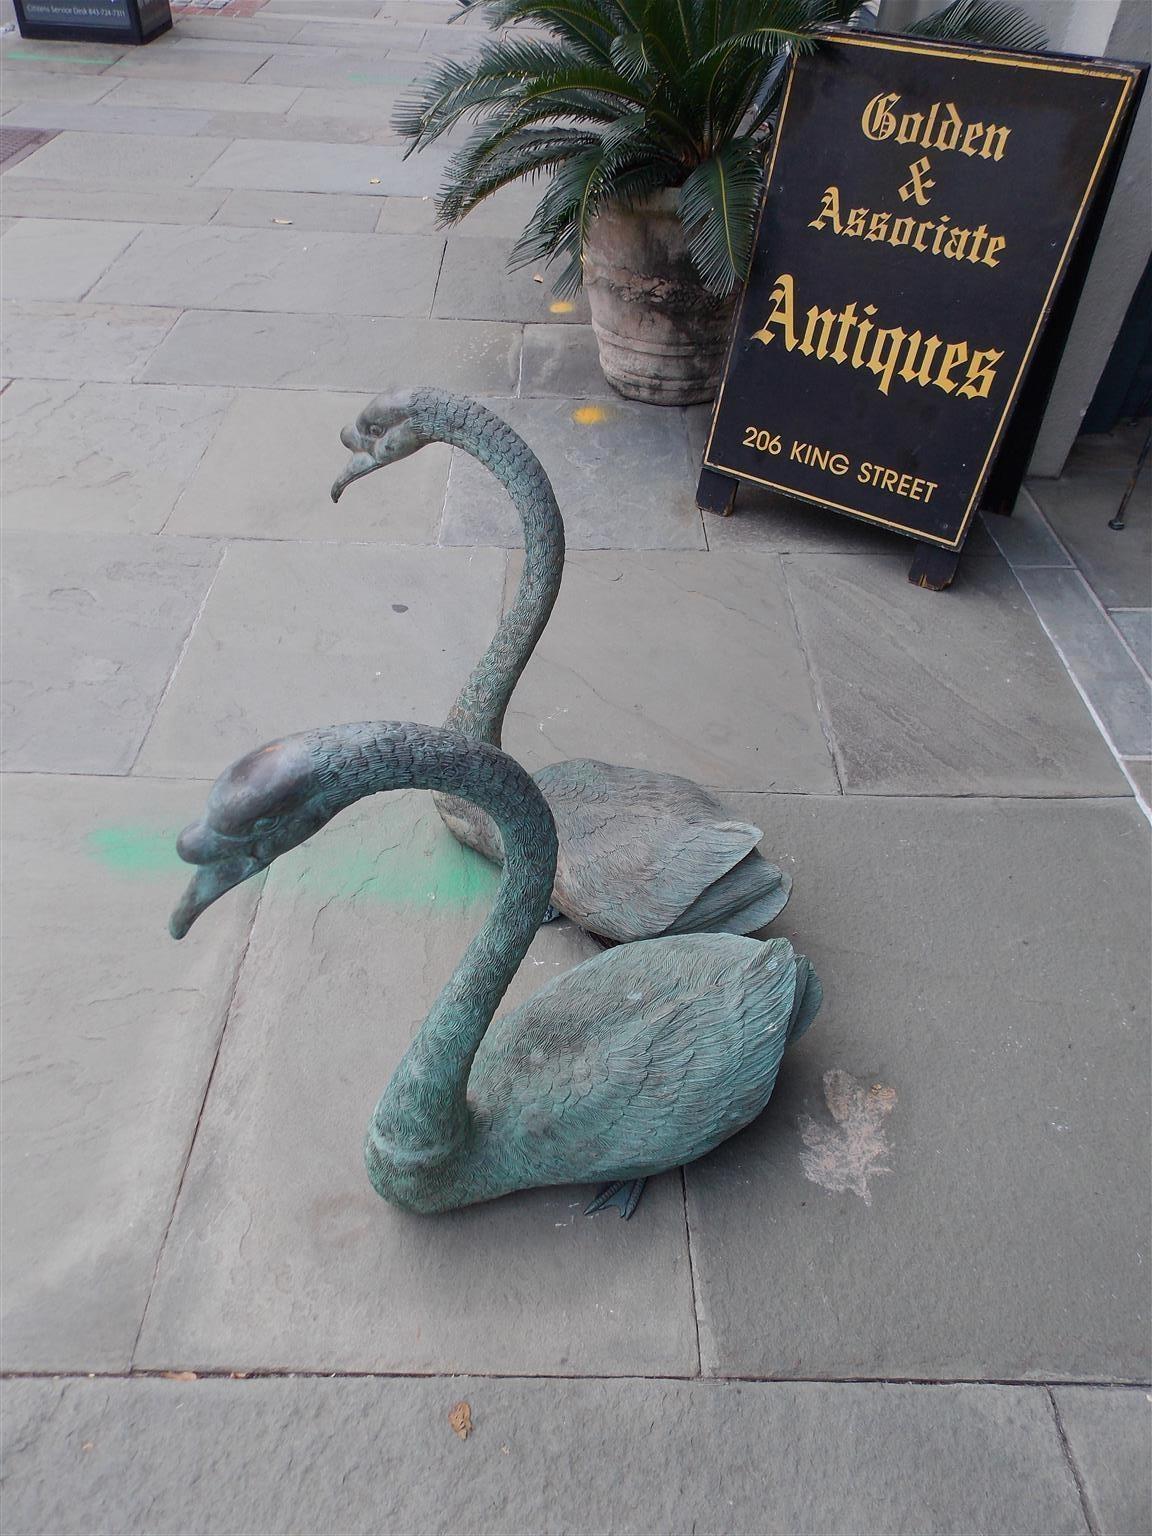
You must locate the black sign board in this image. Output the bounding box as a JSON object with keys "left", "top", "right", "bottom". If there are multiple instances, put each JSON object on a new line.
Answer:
{"left": 14, "top": 0, "right": 171, "bottom": 45}
{"left": 698, "top": 32, "right": 1144, "bottom": 587}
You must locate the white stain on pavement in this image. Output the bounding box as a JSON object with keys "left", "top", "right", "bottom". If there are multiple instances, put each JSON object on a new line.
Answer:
{"left": 797, "top": 1069, "right": 896, "bottom": 1206}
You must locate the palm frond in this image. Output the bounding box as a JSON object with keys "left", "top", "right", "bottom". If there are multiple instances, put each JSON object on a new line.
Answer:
{"left": 678, "top": 138, "right": 764, "bottom": 295}
{"left": 438, "top": 127, "right": 600, "bottom": 221}
{"left": 399, "top": 0, "right": 1046, "bottom": 296}
{"left": 907, "top": 0, "right": 1047, "bottom": 51}
{"left": 473, "top": 0, "right": 630, "bottom": 60}
{"left": 391, "top": 36, "right": 642, "bottom": 149}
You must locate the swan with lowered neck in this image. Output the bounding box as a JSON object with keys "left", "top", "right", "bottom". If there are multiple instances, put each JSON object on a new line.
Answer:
{"left": 331, "top": 390, "right": 792, "bottom": 945}
{"left": 170, "top": 721, "right": 821, "bottom": 1218}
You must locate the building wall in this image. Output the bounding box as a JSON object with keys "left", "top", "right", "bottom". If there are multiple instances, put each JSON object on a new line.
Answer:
{"left": 877, "top": 0, "right": 1151, "bottom": 476}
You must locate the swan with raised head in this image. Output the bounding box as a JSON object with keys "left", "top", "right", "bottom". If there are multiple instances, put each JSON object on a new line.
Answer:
{"left": 170, "top": 721, "right": 821, "bottom": 1218}
{"left": 331, "top": 390, "right": 792, "bottom": 945}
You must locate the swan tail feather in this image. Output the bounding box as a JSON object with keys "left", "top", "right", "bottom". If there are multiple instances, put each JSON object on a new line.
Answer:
{"left": 787, "top": 955, "right": 822, "bottom": 1043}
{"left": 663, "top": 852, "right": 792, "bottom": 936}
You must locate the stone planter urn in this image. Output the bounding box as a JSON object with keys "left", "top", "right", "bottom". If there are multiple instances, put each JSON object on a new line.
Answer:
{"left": 582, "top": 189, "right": 738, "bottom": 406}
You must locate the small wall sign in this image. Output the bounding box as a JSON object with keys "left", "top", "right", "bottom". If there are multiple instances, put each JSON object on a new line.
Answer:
{"left": 697, "top": 32, "right": 1145, "bottom": 588}
{"left": 13, "top": 0, "right": 172, "bottom": 45}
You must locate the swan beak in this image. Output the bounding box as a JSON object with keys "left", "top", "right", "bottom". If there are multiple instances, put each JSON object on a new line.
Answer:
{"left": 169, "top": 854, "right": 260, "bottom": 940}
{"left": 331, "top": 451, "right": 377, "bottom": 503}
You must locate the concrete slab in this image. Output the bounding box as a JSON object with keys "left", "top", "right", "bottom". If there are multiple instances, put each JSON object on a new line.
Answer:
{"left": 134, "top": 791, "right": 698, "bottom": 1375}
{"left": 287, "top": 85, "right": 408, "bottom": 122}
{"left": 1113, "top": 608, "right": 1152, "bottom": 676}
{"left": 134, "top": 541, "right": 505, "bottom": 777}
{"left": 169, "top": 13, "right": 306, "bottom": 42}
{"left": 263, "top": 0, "right": 383, "bottom": 13}
{"left": 1, "top": 1376, "right": 1086, "bottom": 1536}
{"left": 100, "top": 75, "right": 305, "bottom": 113}
{"left": 519, "top": 321, "right": 607, "bottom": 398}
{"left": 1028, "top": 464, "right": 1152, "bottom": 610}
{"left": 710, "top": 486, "right": 930, "bottom": 555}
{"left": 116, "top": 34, "right": 277, "bottom": 58}
{"left": 0, "top": 216, "right": 141, "bottom": 301}
{"left": 239, "top": 49, "right": 426, "bottom": 90}
{"left": 1, "top": 100, "right": 214, "bottom": 136}
{"left": 196, "top": 136, "right": 450, "bottom": 194}
{"left": 1062, "top": 1394, "right": 1148, "bottom": 1536}
{"left": 0, "top": 42, "right": 124, "bottom": 74}
{"left": 1, "top": 775, "right": 258, "bottom": 1372}
{"left": 1055, "top": 1389, "right": 1152, "bottom": 1536}
{"left": 166, "top": 387, "right": 448, "bottom": 542}
{"left": 440, "top": 395, "right": 705, "bottom": 552}
{"left": 1, "top": 532, "right": 222, "bottom": 774}
{"left": 89, "top": 224, "right": 442, "bottom": 317}
{"left": 983, "top": 488, "right": 1074, "bottom": 568}
{"left": 499, "top": 550, "right": 838, "bottom": 792}
{"left": 294, "top": 21, "right": 429, "bottom": 49}
{"left": 1124, "top": 758, "right": 1152, "bottom": 804}
{"left": 0, "top": 179, "right": 225, "bottom": 224}
{"left": 3, "top": 129, "right": 230, "bottom": 185}
{"left": 1014, "top": 567, "right": 1152, "bottom": 758}
{"left": 374, "top": 193, "right": 441, "bottom": 235}
{"left": 103, "top": 44, "right": 273, "bottom": 82}
{"left": 141, "top": 309, "right": 520, "bottom": 393}
{"left": 453, "top": 192, "right": 557, "bottom": 241}
{"left": 783, "top": 550, "right": 1128, "bottom": 796}
{"left": 717, "top": 503, "right": 983, "bottom": 557}
{"left": 201, "top": 109, "right": 403, "bottom": 145}
{"left": 1, "top": 380, "right": 232, "bottom": 535}
{"left": 687, "top": 792, "right": 1152, "bottom": 1382}
{"left": 379, "top": 1, "right": 463, "bottom": 20}
{"left": 0, "top": 300, "right": 180, "bottom": 382}
{"left": 211, "top": 187, "right": 383, "bottom": 231}
{"left": 433, "top": 237, "right": 590, "bottom": 324}
{"left": 0, "top": 68, "right": 119, "bottom": 103}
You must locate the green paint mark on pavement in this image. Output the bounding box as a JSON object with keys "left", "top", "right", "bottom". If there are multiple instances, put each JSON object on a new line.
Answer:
{"left": 86, "top": 812, "right": 501, "bottom": 911}
{"left": 6, "top": 50, "right": 117, "bottom": 63}
{"left": 87, "top": 823, "right": 182, "bottom": 879}
{"left": 302, "top": 818, "right": 500, "bottom": 910}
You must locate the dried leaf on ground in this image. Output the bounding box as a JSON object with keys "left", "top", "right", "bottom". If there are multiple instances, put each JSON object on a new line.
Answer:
{"left": 448, "top": 1400, "right": 472, "bottom": 1440}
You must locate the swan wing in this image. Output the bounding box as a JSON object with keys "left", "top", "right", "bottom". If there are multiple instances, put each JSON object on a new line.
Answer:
{"left": 469, "top": 935, "right": 804, "bottom": 1184}
{"left": 535, "top": 760, "right": 773, "bottom": 942}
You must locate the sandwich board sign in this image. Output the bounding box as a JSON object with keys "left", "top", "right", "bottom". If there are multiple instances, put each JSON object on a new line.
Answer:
{"left": 696, "top": 31, "right": 1145, "bottom": 588}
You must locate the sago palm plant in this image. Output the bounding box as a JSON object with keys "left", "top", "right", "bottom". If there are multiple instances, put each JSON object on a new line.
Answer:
{"left": 395, "top": 0, "right": 1048, "bottom": 299}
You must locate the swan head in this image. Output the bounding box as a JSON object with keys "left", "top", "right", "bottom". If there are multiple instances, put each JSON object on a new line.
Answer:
{"left": 331, "top": 391, "right": 430, "bottom": 502}
{"left": 170, "top": 736, "right": 329, "bottom": 939}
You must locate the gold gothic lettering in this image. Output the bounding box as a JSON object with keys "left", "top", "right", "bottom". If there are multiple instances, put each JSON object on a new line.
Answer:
{"left": 861, "top": 93, "right": 1011, "bottom": 160}
{"left": 750, "top": 273, "right": 1004, "bottom": 402}
{"left": 808, "top": 185, "right": 1006, "bottom": 268}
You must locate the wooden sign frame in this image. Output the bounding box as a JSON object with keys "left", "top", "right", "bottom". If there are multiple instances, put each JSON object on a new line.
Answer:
{"left": 696, "top": 32, "right": 1146, "bottom": 589}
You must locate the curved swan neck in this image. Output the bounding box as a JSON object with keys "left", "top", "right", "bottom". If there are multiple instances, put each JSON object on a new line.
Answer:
{"left": 308, "top": 721, "right": 557, "bottom": 1144}
{"left": 410, "top": 392, "right": 564, "bottom": 747}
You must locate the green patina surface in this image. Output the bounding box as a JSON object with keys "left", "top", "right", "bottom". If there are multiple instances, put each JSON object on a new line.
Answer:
{"left": 87, "top": 817, "right": 499, "bottom": 909}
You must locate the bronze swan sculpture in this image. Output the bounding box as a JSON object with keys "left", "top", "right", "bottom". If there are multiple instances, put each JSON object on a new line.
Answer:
{"left": 331, "top": 390, "right": 792, "bottom": 944}
{"left": 170, "top": 721, "right": 821, "bottom": 1218}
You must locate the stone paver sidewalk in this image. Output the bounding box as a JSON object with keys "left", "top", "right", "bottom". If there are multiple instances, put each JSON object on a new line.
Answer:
{"left": 2, "top": 4, "right": 1149, "bottom": 1533}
